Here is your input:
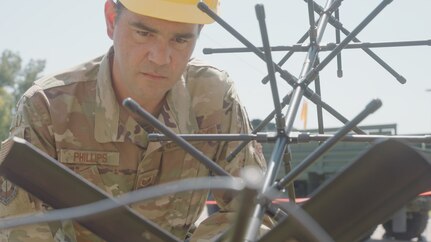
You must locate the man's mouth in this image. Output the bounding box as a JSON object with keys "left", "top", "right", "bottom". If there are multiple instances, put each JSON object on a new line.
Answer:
{"left": 141, "top": 72, "right": 167, "bottom": 80}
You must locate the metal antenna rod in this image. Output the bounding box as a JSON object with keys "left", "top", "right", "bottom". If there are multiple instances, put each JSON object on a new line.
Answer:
{"left": 148, "top": 133, "right": 271, "bottom": 142}
{"left": 227, "top": 47, "right": 380, "bottom": 160}
{"left": 198, "top": 1, "right": 367, "bottom": 136}
{"left": 255, "top": 4, "right": 284, "bottom": 133}
{"left": 307, "top": 0, "right": 317, "bottom": 43}
{"left": 293, "top": 133, "right": 431, "bottom": 143}
{"left": 244, "top": 0, "right": 338, "bottom": 240}
{"left": 274, "top": 1, "right": 392, "bottom": 208}
{"left": 204, "top": 39, "right": 431, "bottom": 54}
{"left": 257, "top": 1, "right": 298, "bottom": 211}
{"left": 285, "top": 0, "right": 336, "bottom": 135}
{"left": 245, "top": 0, "right": 393, "bottom": 239}
{"left": 197, "top": 2, "right": 297, "bottom": 85}
{"left": 313, "top": 57, "right": 325, "bottom": 134}
{"left": 260, "top": 32, "right": 310, "bottom": 84}
{"left": 225, "top": 95, "right": 291, "bottom": 162}
{"left": 206, "top": 0, "right": 411, "bottom": 86}
{"left": 275, "top": 99, "right": 382, "bottom": 190}
{"left": 335, "top": 8, "right": 343, "bottom": 77}
{"left": 309, "top": 0, "right": 406, "bottom": 84}
{"left": 123, "top": 98, "right": 231, "bottom": 177}
{"left": 320, "top": 39, "right": 431, "bottom": 50}
{"left": 307, "top": 0, "right": 325, "bottom": 134}
{"left": 315, "top": 0, "right": 392, "bottom": 73}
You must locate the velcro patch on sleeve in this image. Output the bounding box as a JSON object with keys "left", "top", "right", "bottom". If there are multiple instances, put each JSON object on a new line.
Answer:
{"left": 0, "top": 177, "right": 18, "bottom": 205}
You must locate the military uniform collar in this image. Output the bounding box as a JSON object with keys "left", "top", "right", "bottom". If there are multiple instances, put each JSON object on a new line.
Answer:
{"left": 94, "top": 48, "right": 199, "bottom": 145}
{"left": 94, "top": 48, "right": 121, "bottom": 143}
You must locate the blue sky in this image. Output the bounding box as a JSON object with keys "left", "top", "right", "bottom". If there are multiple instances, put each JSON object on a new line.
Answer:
{"left": 1, "top": 0, "right": 430, "bottom": 134}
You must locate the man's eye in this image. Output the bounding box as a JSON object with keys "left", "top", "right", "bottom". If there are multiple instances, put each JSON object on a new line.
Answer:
{"left": 174, "top": 37, "right": 188, "bottom": 44}
{"left": 136, "top": 30, "right": 150, "bottom": 37}
{"left": 172, "top": 37, "right": 189, "bottom": 50}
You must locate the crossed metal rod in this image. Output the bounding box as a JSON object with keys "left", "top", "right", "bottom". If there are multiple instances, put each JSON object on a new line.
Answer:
{"left": 127, "top": 0, "right": 430, "bottom": 240}
{"left": 204, "top": 0, "right": 423, "bottom": 85}
{"left": 2, "top": 1, "right": 431, "bottom": 242}
{"left": 203, "top": 39, "right": 431, "bottom": 54}
{"left": 126, "top": 0, "right": 402, "bottom": 240}
{"left": 199, "top": 0, "right": 387, "bottom": 137}
{"left": 199, "top": 0, "right": 398, "bottom": 161}
{"left": 148, "top": 132, "right": 431, "bottom": 144}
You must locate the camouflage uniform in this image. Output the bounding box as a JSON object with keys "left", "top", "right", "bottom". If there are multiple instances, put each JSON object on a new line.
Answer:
{"left": 0, "top": 48, "right": 266, "bottom": 241}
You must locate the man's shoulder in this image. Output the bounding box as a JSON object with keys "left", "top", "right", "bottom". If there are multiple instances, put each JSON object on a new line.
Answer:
{"left": 186, "top": 58, "right": 233, "bottom": 88}
{"left": 34, "top": 55, "right": 104, "bottom": 91}
{"left": 187, "top": 58, "right": 222, "bottom": 69}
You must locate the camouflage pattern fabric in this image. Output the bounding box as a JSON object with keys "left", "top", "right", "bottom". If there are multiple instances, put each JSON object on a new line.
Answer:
{"left": 0, "top": 48, "right": 266, "bottom": 241}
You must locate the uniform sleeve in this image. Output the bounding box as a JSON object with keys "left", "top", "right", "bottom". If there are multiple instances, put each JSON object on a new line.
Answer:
{"left": 0, "top": 87, "right": 57, "bottom": 241}
{"left": 190, "top": 75, "right": 270, "bottom": 241}
{"left": 9, "top": 86, "right": 57, "bottom": 156}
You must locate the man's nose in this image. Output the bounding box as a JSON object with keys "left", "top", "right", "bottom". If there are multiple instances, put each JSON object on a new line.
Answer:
{"left": 148, "top": 41, "right": 171, "bottom": 66}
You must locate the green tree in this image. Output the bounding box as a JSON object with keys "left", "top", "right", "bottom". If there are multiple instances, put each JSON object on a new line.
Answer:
{"left": 0, "top": 50, "right": 46, "bottom": 141}
{"left": 13, "top": 59, "right": 46, "bottom": 102}
{"left": 0, "top": 89, "right": 13, "bottom": 141}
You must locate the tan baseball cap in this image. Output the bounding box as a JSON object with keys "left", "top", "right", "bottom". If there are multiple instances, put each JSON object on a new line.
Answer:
{"left": 118, "top": 0, "right": 220, "bottom": 24}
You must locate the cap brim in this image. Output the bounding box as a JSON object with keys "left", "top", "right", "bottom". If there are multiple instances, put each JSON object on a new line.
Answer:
{"left": 120, "top": 0, "right": 219, "bottom": 24}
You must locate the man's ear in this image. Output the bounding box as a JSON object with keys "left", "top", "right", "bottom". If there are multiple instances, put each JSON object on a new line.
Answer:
{"left": 105, "top": 0, "right": 116, "bottom": 39}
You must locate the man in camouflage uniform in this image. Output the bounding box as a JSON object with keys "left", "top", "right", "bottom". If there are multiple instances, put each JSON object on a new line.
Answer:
{"left": 0, "top": 0, "right": 266, "bottom": 241}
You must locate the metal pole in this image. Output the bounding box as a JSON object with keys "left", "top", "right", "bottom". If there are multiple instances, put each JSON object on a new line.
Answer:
{"left": 198, "top": 1, "right": 367, "bottom": 136}
{"left": 320, "top": 39, "right": 431, "bottom": 50}
{"left": 309, "top": 0, "right": 406, "bottom": 84}
{"left": 245, "top": 0, "right": 338, "bottom": 240}
{"left": 202, "top": 39, "right": 431, "bottom": 54}
{"left": 427, "top": 89, "right": 431, "bottom": 131}
{"left": 148, "top": 133, "right": 270, "bottom": 142}
{"left": 123, "top": 98, "right": 231, "bottom": 177}
{"left": 147, "top": 132, "right": 431, "bottom": 144}
{"left": 255, "top": 4, "right": 284, "bottom": 132}
{"left": 197, "top": 2, "right": 297, "bottom": 85}
{"left": 275, "top": 99, "right": 382, "bottom": 190}
{"left": 335, "top": 8, "right": 343, "bottom": 77}
{"left": 308, "top": 0, "right": 394, "bottom": 85}
{"left": 294, "top": 133, "right": 431, "bottom": 144}
{"left": 225, "top": 95, "right": 291, "bottom": 162}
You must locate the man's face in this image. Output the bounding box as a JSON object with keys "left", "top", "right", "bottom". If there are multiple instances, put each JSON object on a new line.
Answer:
{"left": 110, "top": 8, "right": 200, "bottom": 103}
